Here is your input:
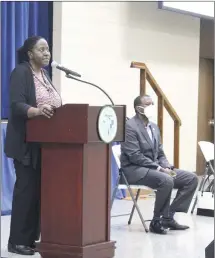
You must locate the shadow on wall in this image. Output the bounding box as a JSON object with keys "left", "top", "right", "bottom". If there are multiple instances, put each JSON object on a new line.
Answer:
{"left": 120, "top": 2, "right": 200, "bottom": 65}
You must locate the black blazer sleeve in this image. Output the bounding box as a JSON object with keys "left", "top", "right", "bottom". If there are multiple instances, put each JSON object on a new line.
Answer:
{"left": 10, "top": 66, "right": 31, "bottom": 119}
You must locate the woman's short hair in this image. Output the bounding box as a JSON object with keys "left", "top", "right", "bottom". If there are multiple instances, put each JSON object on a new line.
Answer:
{"left": 17, "top": 36, "right": 43, "bottom": 64}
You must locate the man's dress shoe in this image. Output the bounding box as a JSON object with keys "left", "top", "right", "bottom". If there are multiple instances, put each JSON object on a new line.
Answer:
{"left": 150, "top": 219, "right": 168, "bottom": 234}
{"left": 162, "top": 218, "right": 190, "bottom": 230}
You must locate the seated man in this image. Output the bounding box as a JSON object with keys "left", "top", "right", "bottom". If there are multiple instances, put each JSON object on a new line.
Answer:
{"left": 120, "top": 95, "right": 198, "bottom": 234}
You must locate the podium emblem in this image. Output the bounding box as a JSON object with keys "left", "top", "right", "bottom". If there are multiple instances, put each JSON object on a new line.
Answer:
{"left": 97, "top": 105, "right": 118, "bottom": 143}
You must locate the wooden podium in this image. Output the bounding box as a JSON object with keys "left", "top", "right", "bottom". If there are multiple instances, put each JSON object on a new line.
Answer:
{"left": 26, "top": 104, "right": 126, "bottom": 258}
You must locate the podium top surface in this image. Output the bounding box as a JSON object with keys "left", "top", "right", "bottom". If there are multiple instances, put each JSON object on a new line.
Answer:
{"left": 26, "top": 104, "right": 126, "bottom": 144}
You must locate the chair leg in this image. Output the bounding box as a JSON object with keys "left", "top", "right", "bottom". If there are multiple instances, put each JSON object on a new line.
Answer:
{"left": 209, "top": 179, "right": 214, "bottom": 194}
{"left": 191, "top": 167, "right": 208, "bottom": 214}
{"left": 202, "top": 174, "right": 211, "bottom": 194}
{"left": 209, "top": 162, "right": 214, "bottom": 176}
{"left": 201, "top": 164, "right": 212, "bottom": 194}
{"left": 128, "top": 189, "right": 141, "bottom": 225}
{"left": 191, "top": 197, "right": 198, "bottom": 214}
{"left": 122, "top": 173, "right": 149, "bottom": 232}
{"left": 205, "top": 177, "right": 214, "bottom": 192}
{"left": 111, "top": 174, "right": 121, "bottom": 210}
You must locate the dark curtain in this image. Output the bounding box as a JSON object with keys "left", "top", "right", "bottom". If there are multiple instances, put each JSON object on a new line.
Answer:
{"left": 1, "top": 1, "right": 53, "bottom": 119}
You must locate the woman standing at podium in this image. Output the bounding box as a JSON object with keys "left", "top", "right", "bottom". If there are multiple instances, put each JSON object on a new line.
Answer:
{"left": 5, "top": 36, "right": 62, "bottom": 256}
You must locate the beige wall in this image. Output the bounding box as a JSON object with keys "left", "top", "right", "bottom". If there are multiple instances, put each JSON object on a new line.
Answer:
{"left": 52, "top": 2, "right": 200, "bottom": 171}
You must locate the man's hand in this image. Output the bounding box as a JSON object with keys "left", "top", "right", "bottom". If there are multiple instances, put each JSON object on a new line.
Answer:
{"left": 38, "top": 104, "right": 55, "bottom": 119}
{"left": 160, "top": 167, "right": 177, "bottom": 177}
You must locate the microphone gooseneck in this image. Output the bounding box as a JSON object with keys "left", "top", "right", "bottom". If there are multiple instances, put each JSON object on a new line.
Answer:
{"left": 65, "top": 74, "right": 115, "bottom": 106}
{"left": 52, "top": 61, "right": 129, "bottom": 120}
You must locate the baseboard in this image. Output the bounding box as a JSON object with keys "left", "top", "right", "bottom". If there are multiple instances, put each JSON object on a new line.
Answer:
{"left": 197, "top": 208, "right": 214, "bottom": 217}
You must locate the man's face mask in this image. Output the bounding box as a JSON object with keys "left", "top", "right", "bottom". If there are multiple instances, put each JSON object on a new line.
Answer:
{"left": 136, "top": 105, "right": 154, "bottom": 119}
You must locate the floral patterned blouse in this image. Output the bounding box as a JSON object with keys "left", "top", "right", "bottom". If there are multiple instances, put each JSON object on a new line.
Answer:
{"left": 32, "top": 69, "right": 62, "bottom": 108}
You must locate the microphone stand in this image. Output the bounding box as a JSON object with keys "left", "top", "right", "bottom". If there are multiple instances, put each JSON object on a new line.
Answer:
{"left": 65, "top": 73, "right": 129, "bottom": 121}
{"left": 65, "top": 74, "right": 115, "bottom": 106}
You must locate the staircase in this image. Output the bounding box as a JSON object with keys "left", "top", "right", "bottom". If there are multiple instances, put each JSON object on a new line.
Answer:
{"left": 131, "top": 61, "right": 181, "bottom": 168}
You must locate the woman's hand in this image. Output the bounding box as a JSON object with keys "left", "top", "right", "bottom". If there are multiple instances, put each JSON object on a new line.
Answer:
{"left": 38, "top": 104, "right": 55, "bottom": 118}
{"left": 27, "top": 105, "right": 55, "bottom": 118}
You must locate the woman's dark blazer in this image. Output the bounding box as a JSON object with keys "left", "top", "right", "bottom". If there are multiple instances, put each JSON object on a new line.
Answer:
{"left": 4, "top": 62, "right": 53, "bottom": 167}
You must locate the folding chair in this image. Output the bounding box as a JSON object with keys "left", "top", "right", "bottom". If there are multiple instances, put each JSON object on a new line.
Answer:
{"left": 191, "top": 141, "right": 214, "bottom": 214}
{"left": 111, "top": 144, "right": 155, "bottom": 233}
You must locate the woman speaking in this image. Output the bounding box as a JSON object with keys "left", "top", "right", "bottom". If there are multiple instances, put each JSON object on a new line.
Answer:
{"left": 5, "top": 36, "right": 62, "bottom": 255}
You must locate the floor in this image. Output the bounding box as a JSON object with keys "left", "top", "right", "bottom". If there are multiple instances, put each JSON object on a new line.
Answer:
{"left": 1, "top": 198, "right": 214, "bottom": 258}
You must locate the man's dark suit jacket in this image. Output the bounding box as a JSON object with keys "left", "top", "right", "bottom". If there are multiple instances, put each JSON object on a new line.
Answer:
{"left": 4, "top": 62, "right": 53, "bottom": 168}
{"left": 120, "top": 115, "right": 172, "bottom": 184}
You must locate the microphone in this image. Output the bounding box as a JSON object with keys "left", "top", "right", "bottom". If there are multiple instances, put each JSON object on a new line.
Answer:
{"left": 51, "top": 61, "right": 81, "bottom": 77}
